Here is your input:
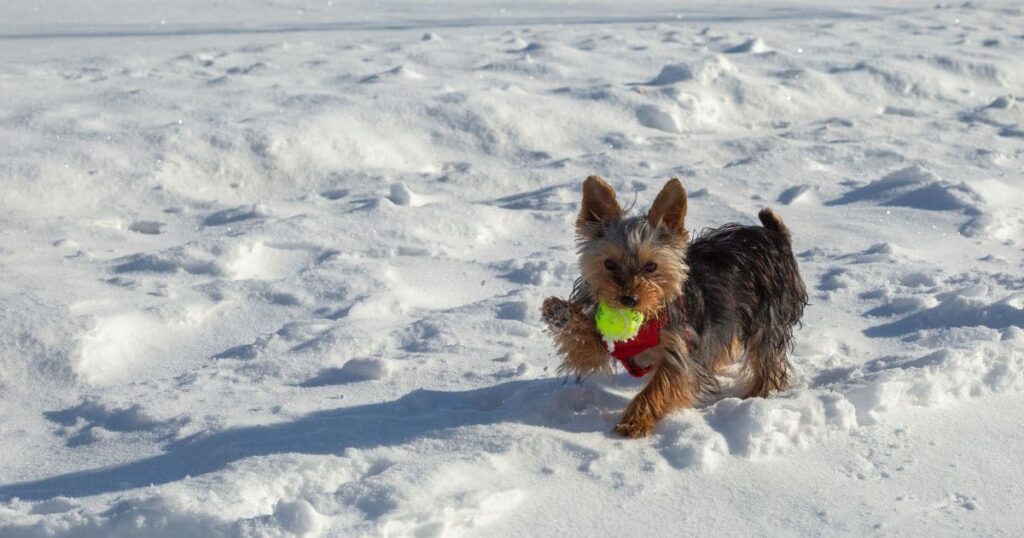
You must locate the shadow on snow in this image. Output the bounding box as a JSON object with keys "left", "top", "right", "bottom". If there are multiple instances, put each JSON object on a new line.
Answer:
{"left": 0, "top": 378, "right": 631, "bottom": 501}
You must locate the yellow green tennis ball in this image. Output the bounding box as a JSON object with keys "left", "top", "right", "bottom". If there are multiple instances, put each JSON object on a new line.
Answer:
{"left": 595, "top": 302, "right": 645, "bottom": 342}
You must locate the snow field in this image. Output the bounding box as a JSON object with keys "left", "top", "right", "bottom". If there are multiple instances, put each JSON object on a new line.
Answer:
{"left": 1, "top": 1, "right": 1024, "bottom": 535}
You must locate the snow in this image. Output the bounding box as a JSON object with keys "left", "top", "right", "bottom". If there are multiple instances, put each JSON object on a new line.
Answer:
{"left": 1, "top": 0, "right": 1024, "bottom": 535}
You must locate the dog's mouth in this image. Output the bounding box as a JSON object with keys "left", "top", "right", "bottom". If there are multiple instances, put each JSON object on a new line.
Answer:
{"left": 599, "top": 296, "right": 664, "bottom": 319}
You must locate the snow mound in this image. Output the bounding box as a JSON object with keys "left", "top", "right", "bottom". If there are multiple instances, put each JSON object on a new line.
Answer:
{"left": 647, "top": 64, "right": 694, "bottom": 85}
{"left": 658, "top": 392, "right": 857, "bottom": 471}
{"left": 359, "top": 65, "right": 425, "bottom": 84}
{"left": 300, "top": 358, "right": 396, "bottom": 386}
{"left": 725, "top": 37, "right": 770, "bottom": 54}
{"left": 866, "top": 294, "right": 1024, "bottom": 337}
{"left": 273, "top": 499, "right": 324, "bottom": 536}
{"left": 113, "top": 247, "right": 224, "bottom": 276}
{"left": 650, "top": 56, "right": 738, "bottom": 87}
{"left": 777, "top": 184, "right": 818, "bottom": 205}
{"left": 227, "top": 241, "right": 317, "bottom": 281}
{"left": 75, "top": 311, "right": 180, "bottom": 385}
{"left": 846, "top": 346, "right": 1024, "bottom": 425}
{"left": 828, "top": 165, "right": 979, "bottom": 211}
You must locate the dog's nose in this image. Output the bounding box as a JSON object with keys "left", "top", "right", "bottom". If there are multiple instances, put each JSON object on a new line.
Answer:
{"left": 620, "top": 295, "right": 639, "bottom": 307}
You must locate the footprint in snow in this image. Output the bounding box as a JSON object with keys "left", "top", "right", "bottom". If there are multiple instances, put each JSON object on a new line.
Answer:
{"left": 320, "top": 188, "right": 350, "bottom": 200}
{"left": 128, "top": 220, "right": 163, "bottom": 235}
{"left": 45, "top": 399, "right": 183, "bottom": 447}
{"left": 202, "top": 204, "right": 271, "bottom": 226}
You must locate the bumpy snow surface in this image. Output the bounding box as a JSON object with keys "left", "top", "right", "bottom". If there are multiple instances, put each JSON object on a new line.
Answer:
{"left": 2, "top": 1, "right": 1024, "bottom": 536}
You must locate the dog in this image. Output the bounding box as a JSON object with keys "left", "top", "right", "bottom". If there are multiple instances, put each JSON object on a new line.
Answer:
{"left": 541, "top": 176, "right": 807, "bottom": 438}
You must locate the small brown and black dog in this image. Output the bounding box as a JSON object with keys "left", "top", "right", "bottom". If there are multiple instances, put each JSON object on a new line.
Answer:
{"left": 542, "top": 176, "right": 807, "bottom": 438}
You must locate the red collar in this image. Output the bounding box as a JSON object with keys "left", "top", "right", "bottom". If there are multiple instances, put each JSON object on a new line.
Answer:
{"left": 605, "top": 296, "right": 687, "bottom": 378}
{"left": 606, "top": 316, "right": 665, "bottom": 377}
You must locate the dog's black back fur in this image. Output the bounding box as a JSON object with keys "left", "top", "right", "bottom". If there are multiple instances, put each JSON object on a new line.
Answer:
{"left": 673, "top": 210, "right": 808, "bottom": 383}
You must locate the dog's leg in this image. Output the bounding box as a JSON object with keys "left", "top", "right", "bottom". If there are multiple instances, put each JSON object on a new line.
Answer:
{"left": 708, "top": 337, "right": 743, "bottom": 374}
{"left": 541, "top": 297, "right": 610, "bottom": 377}
{"left": 615, "top": 332, "right": 712, "bottom": 438}
{"left": 742, "top": 343, "right": 790, "bottom": 398}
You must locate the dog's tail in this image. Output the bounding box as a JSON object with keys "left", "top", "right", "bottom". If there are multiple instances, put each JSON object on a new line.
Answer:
{"left": 758, "top": 208, "right": 791, "bottom": 238}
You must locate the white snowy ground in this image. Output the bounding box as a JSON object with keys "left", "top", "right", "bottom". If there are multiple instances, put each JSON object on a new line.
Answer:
{"left": 1, "top": 0, "right": 1023, "bottom": 535}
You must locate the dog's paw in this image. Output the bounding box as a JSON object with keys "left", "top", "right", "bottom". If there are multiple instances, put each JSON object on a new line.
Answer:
{"left": 541, "top": 296, "right": 574, "bottom": 330}
{"left": 614, "top": 414, "right": 655, "bottom": 438}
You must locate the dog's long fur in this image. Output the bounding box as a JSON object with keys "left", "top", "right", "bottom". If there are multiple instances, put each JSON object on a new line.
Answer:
{"left": 542, "top": 176, "right": 808, "bottom": 437}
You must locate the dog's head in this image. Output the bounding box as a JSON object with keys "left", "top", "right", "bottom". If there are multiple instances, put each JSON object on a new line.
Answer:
{"left": 575, "top": 176, "right": 690, "bottom": 319}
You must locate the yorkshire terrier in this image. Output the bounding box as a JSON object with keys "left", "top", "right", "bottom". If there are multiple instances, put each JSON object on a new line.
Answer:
{"left": 541, "top": 176, "right": 807, "bottom": 438}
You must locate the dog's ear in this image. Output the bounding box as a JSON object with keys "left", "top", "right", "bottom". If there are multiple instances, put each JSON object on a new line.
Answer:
{"left": 577, "top": 175, "right": 621, "bottom": 235}
{"left": 647, "top": 178, "right": 687, "bottom": 233}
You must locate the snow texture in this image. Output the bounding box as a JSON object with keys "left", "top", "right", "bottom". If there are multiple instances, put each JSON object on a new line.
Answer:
{"left": 1, "top": 0, "right": 1024, "bottom": 536}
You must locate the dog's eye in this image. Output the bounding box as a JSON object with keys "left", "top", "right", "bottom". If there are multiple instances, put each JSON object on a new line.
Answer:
{"left": 642, "top": 262, "right": 657, "bottom": 274}
{"left": 604, "top": 259, "right": 618, "bottom": 271}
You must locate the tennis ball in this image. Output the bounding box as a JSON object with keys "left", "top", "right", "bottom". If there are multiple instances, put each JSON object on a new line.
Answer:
{"left": 595, "top": 302, "right": 645, "bottom": 342}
